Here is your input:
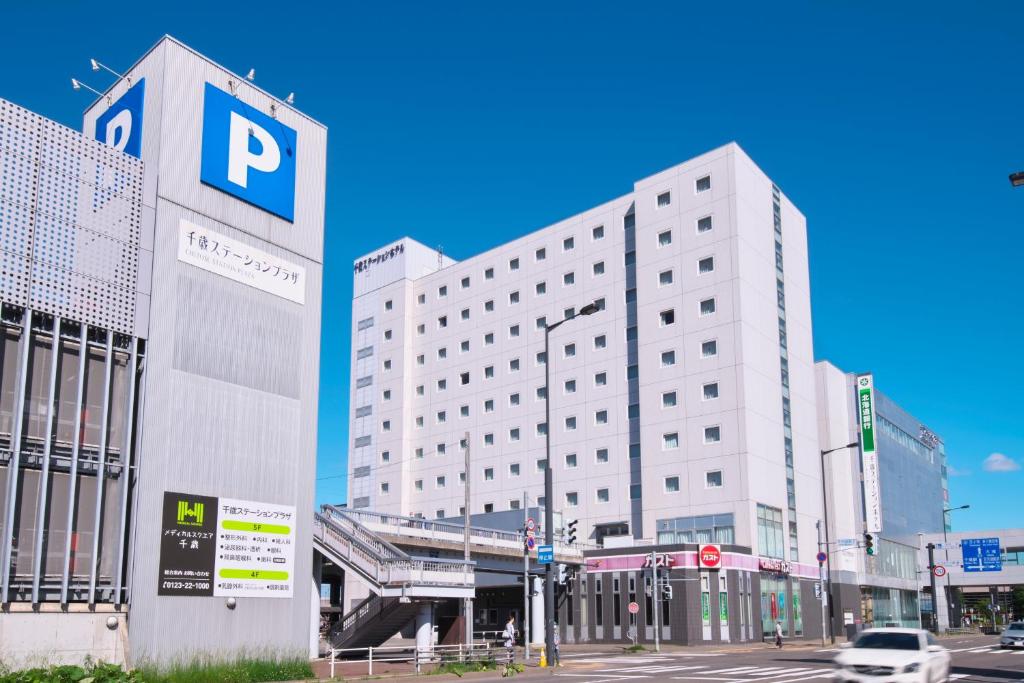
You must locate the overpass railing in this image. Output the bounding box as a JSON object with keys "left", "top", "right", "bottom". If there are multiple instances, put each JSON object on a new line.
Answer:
{"left": 330, "top": 507, "right": 586, "bottom": 558}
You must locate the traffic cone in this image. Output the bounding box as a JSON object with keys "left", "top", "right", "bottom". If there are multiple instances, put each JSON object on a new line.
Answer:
{"left": 539, "top": 645, "right": 547, "bottom": 668}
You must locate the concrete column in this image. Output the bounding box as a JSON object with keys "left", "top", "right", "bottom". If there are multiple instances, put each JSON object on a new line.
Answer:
{"left": 416, "top": 603, "right": 434, "bottom": 651}
{"left": 531, "top": 577, "right": 545, "bottom": 645}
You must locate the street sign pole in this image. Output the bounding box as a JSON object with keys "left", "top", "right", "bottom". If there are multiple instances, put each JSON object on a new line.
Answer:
{"left": 927, "top": 543, "right": 938, "bottom": 633}
{"left": 817, "top": 521, "right": 826, "bottom": 647}
{"left": 651, "top": 551, "right": 660, "bottom": 653}
{"left": 523, "top": 492, "right": 530, "bottom": 659}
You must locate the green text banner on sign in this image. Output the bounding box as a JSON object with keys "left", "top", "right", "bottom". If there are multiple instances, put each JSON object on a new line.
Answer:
{"left": 857, "top": 374, "right": 883, "bottom": 533}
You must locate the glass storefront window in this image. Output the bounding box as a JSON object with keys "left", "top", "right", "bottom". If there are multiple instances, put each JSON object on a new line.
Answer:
{"left": 760, "top": 575, "right": 788, "bottom": 637}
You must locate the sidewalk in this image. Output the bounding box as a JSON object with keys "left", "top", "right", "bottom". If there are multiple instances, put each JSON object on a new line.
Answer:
{"left": 307, "top": 639, "right": 837, "bottom": 681}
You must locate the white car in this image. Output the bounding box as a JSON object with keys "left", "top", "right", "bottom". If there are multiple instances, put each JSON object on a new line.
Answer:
{"left": 833, "top": 628, "right": 951, "bottom": 683}
{"left": 1001, "top": 622, "right": 1024, "bottom": 649}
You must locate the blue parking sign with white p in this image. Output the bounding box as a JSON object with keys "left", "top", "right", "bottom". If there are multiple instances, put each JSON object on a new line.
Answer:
{"left": 95, "top": 79, "right": 145, "bottom": 159}
{"left": 200, "top": 83, "right": 297, "bottom": 222}
{"left": 538, "top": 545, "right": 554, "bottom": 564}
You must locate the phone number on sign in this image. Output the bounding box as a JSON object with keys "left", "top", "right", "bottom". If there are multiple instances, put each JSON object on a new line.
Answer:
{"left": 161, "top": 580, "right": 210, "bottom": 591}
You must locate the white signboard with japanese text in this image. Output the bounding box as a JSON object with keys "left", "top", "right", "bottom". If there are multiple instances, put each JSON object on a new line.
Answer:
{"left": 857, "top": 374, "right": 883, "bottom": 534}
{"left": 178, "top": 218, "right": 306, "bottom": 304}
{"left": 213, "top": 496, "right": 297, "bottom": 598}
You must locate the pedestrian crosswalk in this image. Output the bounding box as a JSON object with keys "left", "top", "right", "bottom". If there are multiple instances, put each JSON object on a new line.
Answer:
{"left": 591, "top": 663, "right": 837, "bottom": 681}
{"left": 947, "top": 645, "right": 1024, "bottom": 654}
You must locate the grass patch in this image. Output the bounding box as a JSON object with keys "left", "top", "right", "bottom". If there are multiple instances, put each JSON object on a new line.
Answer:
{"left": 430, "top": 659, "right": 498, "bottom": 677}
{"left": 0, "top": 657, "right": 314, "bottom": 683}
{"left": 137, "top": 658, "right": 314, "bottom": 682}
{"left": 623, "top": 644, "right": 647, "bottom": 653}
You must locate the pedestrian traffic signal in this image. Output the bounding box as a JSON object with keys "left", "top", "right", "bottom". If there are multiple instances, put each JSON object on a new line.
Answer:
{"left": 662, "top": 583, "right": 673, "bottom": 600}
{"left": 567, "top": 519, "right": 578, "bottom": 545}
{"left": 864, "top": 533, "right": 875, "bottom": 556}
{"left": 557, "top": 563, "right": 568, "bottom": 584}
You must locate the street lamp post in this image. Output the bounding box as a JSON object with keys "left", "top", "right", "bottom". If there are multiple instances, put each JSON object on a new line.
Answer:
{"left": 543, "top": 301, "right": 600, "bottom": 662}
{"left": 819, "top": 440, "right": 859, "bottom": 644}
{"left": 941, "top": 504, "right": 970, "bottom": 631}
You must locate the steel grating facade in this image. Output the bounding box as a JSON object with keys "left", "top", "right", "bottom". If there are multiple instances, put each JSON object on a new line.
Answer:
{"left": 0, "top": 98, "right": 144, "bottom": 336}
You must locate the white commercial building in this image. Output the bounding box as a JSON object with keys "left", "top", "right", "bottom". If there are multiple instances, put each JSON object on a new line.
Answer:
{"left": 348, "top": 143, "right": 823, "bottom": 569}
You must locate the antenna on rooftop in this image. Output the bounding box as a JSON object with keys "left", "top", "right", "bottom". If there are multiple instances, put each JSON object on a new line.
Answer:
{"left": 437, "top": 246, "right": 444, "bottom": 270}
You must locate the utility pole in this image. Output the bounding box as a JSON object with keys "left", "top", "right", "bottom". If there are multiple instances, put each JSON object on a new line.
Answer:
{"left": 523, "top": 490, "right": 530, "bottom": 660}
{"left": 817, "top": 521, "right": 827, "bottom": 647}
{"left": 651, "top": 551, "right": 661, "bottom": 653}
{"left": 464, "top": 431, "right": 472, "bottom": 646}
{"left": 926, "top": 543, "right": 938, "bottom": 633}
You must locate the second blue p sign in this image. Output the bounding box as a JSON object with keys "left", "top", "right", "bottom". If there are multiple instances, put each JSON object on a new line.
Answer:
{"left": 200, "top": 83, "right": 297, "bottom": 222}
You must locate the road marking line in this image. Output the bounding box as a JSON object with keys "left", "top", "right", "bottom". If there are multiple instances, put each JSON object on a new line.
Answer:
{"left": 555, "top": 674, "right": 650, "bottom": 680}
{"left": 742, "top": 674, "right": 829, "bottom": 683}
{"left": 599, "top": 665, "right": 709, "bottom": 673}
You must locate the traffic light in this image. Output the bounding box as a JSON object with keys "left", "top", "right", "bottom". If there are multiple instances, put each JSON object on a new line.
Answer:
{"left": 662, "top": 582, "right": 673, "bottom": 600}
{"left": 567, "top": 519, "right": 578, "bottom": 545}
{"left": 864, "top": 533, "right": 875, "bottom": 556}
{"left": 557, "top": 563, "right": 568, "bottom": 584}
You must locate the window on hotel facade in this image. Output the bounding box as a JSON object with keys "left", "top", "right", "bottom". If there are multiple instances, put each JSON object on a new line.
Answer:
{"left": 536, "top": 281, "right": 546, "bottom": 296}
{"left": 699, "top": 256, "right": 715, "bottom": 274}
{"left": 704, "top": 425, "right": 721, "bottom": 443}
{"left": 461, "top": 276, "right": 470, "bottom": 289}
{"left": 664, "top": 476, "right": 680, "bottom": 493}
{"left": 757, "top": 504, "right": 785, "bottom": 559}
{"left": 658, "top": 229, "right": 672, "bottom": 246}
{"left": 509, "top": 290, "right": 520, "bottom": 304}
{"left": 660, "top": 309, "right": 675, "bottom": 326}
{"left": 703, "top": 382, "right": 719, "bottom": 400}
{"left": 663, "top": 432, "right": 679, "bottom": 449}
{"left": 702, "top": 339, "right": 717, "bottom": 358}
{"left": 536, "top": 247, "right": 546, "bottom": 261}
{"left": 592, "top": 225, "right": 604, "bottom": 240}
{"left": 657, "top": 191, "right": 671, "bottom": 207}
{"left": 593, "top": 261, "right": 605, "bottom": 276}
{"left": 696, "top": 175, "right": 711, "bottom": 193}
{"left": 563, "top": 236, "right": 574, "bottom": 251}
{"left": 661, "top": 350, "right": 675, "bottom": 367}
{"left": 697, "top": 215, "right": 713, "bottom": 233}
{"left": 706, "top": 470, "right": 723, "bottom": 488}
{"left": 509, "top": 257, "right": 519, "bottom": 271}
{"left": 657, "top": 513, "right": 735, "bottom": 544}
{"left": 659, "top": 269, "right": 673, "bottom": 286}
{"left": 700, "top": 298, "right": 716, "bottom": 316}
{"left": 596, "top": 448, "right": 609, "bottom": 463}
{"left": 485, "top": 267, "right": 494, "bottom": 280}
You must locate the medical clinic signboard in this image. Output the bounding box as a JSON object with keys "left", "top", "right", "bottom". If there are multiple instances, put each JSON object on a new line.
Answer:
{"left": 158, "top": 491, "right": 296, "bottom": 598}
{"left": 857, "top": 374, "right": 883, "bottom": 533}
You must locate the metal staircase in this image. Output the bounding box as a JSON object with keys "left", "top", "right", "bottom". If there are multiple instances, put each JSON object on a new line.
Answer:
{"left": 328, "top": 594, "right": 421, "bottom": 650}
{"left": 314, "top": 505, "right": 475, "bottom": 649}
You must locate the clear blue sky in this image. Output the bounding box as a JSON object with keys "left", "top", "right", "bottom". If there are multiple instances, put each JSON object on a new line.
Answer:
{"left": 2, "top": 2, "right": 1021, "bottom": 532}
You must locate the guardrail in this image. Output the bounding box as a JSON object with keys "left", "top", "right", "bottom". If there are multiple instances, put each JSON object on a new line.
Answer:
{"left": 329, "top": 643, "right": 502, "bottom": 678}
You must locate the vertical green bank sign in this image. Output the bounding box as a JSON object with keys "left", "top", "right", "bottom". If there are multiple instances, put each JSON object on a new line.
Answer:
{"left": 857, "top": 374, "right": 883, "bottom": 533}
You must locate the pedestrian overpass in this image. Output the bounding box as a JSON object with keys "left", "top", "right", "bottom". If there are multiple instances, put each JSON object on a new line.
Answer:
{"left": 312, "top": 505, "right": 583, "bottom": 650}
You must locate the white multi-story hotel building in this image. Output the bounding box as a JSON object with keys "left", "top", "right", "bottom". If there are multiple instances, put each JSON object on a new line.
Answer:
{"left": 347, "top": 143, "right": 823, "bottom": 566}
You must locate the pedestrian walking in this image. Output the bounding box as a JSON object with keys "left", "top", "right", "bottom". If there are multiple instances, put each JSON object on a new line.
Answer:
{"left": 774, "top": 620, "right": 783, "bottom": 648}
{"left": 503, "top": 615, "right": 517, "bottom": 664}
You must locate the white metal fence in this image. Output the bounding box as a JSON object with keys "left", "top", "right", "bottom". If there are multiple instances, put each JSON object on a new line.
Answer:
{"left": 328, "top": 643, "right": 505, "bottom": 678}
